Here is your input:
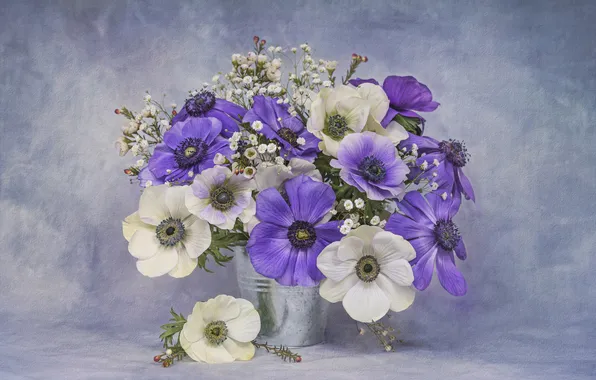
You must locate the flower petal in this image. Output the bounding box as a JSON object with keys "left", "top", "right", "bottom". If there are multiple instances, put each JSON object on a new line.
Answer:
{"left": 226, "top": 299, "right": 261, "bottom": 342}
{"left": 317, "top": 241, "right": 357, "bottom": 282}
{"left": 165, "top": 185, "right": 191, "bottom": 220}
{"left": 168, "top": 246, "right": 198, "bottom": 278}
{"left": 412, "top": 245, "right": 438, "bottom": 291}
{"left": 247, "top": 226, "right": 293, "bottom": 279}
{"left": 385, "top": 213, "right": 434, "bottom": 240}
{"left": 182, "top": 218, "right": 211, "bottom": 258}
{"left": 138, "top": 185, "right": 169, "bottom": 225}
{"left": 319, "top": 273, "right": 359, "bottom": 303}
{"left": 342, "top": 280, "right": 390, "bottom": 323}
{"left": 409, "top": 235, "right": 437, "bottom": 265}
{"left": 375, "top": 274, "right": 416, "bottom": 312}
{"left": 379, "top": 259, "right": 414, "bottom": 286}
{"left": 135, "top": 246, "right": 178, "bottom": 277}
{"left": 204, "top": 343, "right": 235, "bottom": 364}
{"left": 128, "top": 229, "right": 159, "bottom": 260}
{"left": 123, "top": 212, "right": 154, "bottom": 242}
{"left": 436, "top": 249, "right": 467, "bottom": 296}
{"left": 201, "top": 295, "right": 241, "bottom": 323}
{"left": 373, "top": 231, "right": 417, "bottom": 263}
{"left": 284, "top": 175, "right": 336, "bottom": 224}
{"left": 455, "top": 239, "right": 467, "bottom": 260}
{"left": 223, "top": 338, "right": 255, "bottom": 361}
{"left": 182, "top": 313, "right": 206, "bottom": 343}
{"left": 180, "top": 335, "right": 206, "bottom": 363}
{"left": 255, "top": 188, "right": 294, "bottom": 227}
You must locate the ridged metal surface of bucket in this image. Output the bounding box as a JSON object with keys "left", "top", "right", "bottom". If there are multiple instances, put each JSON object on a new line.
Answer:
{"left": 232, "top": 246, "right": 328, "bottom": 347}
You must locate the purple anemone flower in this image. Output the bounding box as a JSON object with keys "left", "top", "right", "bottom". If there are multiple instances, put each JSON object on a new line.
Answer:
{"left": 172, "top": 90, "right": 246, "bottom": 138}
{"left": 385, "top": 191, "right": 467, "bottom": 296}
{"left": 141, "top": 117, "right": 231, "bottom": 186}
{"left": 330, "top": 132, "right": 410, "bottom": 201}
{"left": 243, "top": 96, "right": 320, "bottom": 162}
{"left": 350, "top": 76, "right": 439, "bottom": 128}
{"left": 246, "top": 175, "right": 342, "bottom": 286}
{"left": 399, "top": 133, "right": 475, "bottom": 202}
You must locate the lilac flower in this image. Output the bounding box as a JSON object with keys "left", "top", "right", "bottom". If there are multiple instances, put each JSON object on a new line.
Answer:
{"left": 399, "top": 133, "right": 475, "bottom": 202}
{"left": 142, "top": 117, "right": 231, "bottom": 186}
{"left": 243, "top": 96, "right": 320, "bottom": 162}
{"left": 330, "top": 132, "right": 409, "bottom": 201}
{"left": 172, "top": 90, "right": 246, "bottom": 138}
{"left": 385, "top": 191, "right": 467, "bottom": 296}
{"left": 350, "top": 76, "right": 439, "bottom": 127}
{"left": 246, "top": 175, "right": 342, "bottom": 286}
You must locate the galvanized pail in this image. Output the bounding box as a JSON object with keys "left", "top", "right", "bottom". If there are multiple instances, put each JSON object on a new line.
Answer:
{"left": 232, "top": 246, "right": 328, "bottom": 347}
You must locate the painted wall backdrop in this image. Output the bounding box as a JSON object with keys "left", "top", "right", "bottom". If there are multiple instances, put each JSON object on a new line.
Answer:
{"left": 1, "top": 0, "right": 594, "bottom": 379}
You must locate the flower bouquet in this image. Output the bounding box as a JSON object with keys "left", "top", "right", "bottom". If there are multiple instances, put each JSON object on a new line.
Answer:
{"left": 116, "top": 37, "right": 474, "bottom": 366}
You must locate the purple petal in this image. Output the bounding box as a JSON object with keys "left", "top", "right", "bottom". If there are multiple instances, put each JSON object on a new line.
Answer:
{"left": 284, "top": 175, "right": 335, "bottom": 224}
{"left": 382, "top": 76, "right": 439, "bottom": 112}
{"left": 171, "top": 107, "right": 189, "bottom": 125}
{"left": 138, "top": 166, "right": 163, "bottom": 187}
{"left": 456, "top": 168, "right": 476, "bottom": 202}
{"left": 276, "top": 249, "right": 298, "bottom": 286}
{"left": 435, "top": 249, "right": 467, "bottom": 296}
{"left": 380, "top": 107, "right": 399, "bottom": 127}
{"left": 255, "top": 188, "right": 294, "bottom": 227}
{"left": 412, "top": 245, "right": 437, "bottom": 291}
{"left": 398, "top": 133, "right": 440, "bottom": 153}
{"left": 408, "top": 235, "right": 437, "bottom": 265}
{"left": 349, "top": 78, "right": 380, "bottom": 86}
{"left": 403, "top": 192, "right": 437, "bottom": 224}
{"left": 426, "top": 191, "right": 460, "bottom": 221}
{"left": 314, "top": 221, "right": 343, "bottom": 244}
{"left": 205, "top": 109, "right": 238, "bottom": 138}
{"left": 292, "top": 250, "right": 318, "bottom": 287}
{"left": 337, "top": 132, "right": 376, "bottom": 170}
{"left": 247, "top": 227, "right": 293, "bottom": 279}
{"left": 214, "top": 99, "right": 246, "bottom": 121}
{"left": 455, "top": 239, "right": 467, "bottom": 260}
{"left": 148, "top": 144, "right": 176, "bottom": 178}
{"left": 385, "top": 213, "right": 434, "bottom": 240}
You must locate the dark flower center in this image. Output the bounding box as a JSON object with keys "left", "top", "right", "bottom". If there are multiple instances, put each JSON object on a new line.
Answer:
{"left": 287, "top": 220, "right": 317, "bottom": 249}
{"left": 210, "top": 187, "right": 235, "bottom": 211}
{"left": 174, "top": 137, "right": 208, "bottom": 169}
{"left": 204, "top": 320, "right": 228, "bottom": 346}
{"left": 355, "top": 255, "right": 380, "bottom": 282}
{"left": 185, "top": 90, "right": 216, "bottom": 116}
{"left": 359, "top": 156, "right": 386, "bottom": 183}
{"left": 434, "top": 219, "right": 461, "bottom": 251}
{"left": 156, "top": 217, "right": 185, "bottom": 246}
{"left": 325, "top": 115, "right": 349, "bottom": 140}
{"left": 277, "top": 127, "right": 298, "bottom": 147}
{"left": 439, "top": 139, "right": 469, "bottom": 167}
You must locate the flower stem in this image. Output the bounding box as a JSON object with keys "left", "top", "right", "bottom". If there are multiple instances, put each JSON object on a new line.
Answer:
{"left": 252, "top": 341, "right": 302, "bottom": 363}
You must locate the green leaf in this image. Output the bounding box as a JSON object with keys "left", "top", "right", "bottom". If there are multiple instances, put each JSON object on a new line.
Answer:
{"left": 394, "top": 114, "right": 423, "bottom": 136}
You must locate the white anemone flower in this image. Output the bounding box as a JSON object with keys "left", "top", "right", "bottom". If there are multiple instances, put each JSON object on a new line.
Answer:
{"left": 122, "top": 185, "right": 211, "bottom": 278}
{"left": 186, "top": 166, "right": 256, "bottom": 230}
{"left": 181, "top": 295, "right": 261, "bottom": 364}
{"left": 317, "top": 225, "right": 416, "bottom": 323}
{"left": 307, "top": 85, "right": 388, "bottom": 157}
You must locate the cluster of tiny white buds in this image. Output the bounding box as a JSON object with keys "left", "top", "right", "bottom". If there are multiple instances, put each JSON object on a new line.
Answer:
{"left": 243, "top": 166, "right": 256, "bottom": 179}
{"left": 244, "top": 147, "right": 258, "bottom": 160}
{"left": 378, "top": 220, "right": 387, "bottom": 228}
{"left": 330, "top": 209, "right": 338, "bottom": 216}
{"left": 432, "top": 172, "right": 438, "bottom": 177}
{"left": 344, "top": 218, "right": 354, "bottom": 228}
{"left": 440, "top": 192, "right": 448, "bottom": 200}
{"left": 143, "top": 94, "right": 151, "bottom": 102}
{"left": 145, "top": 180, "right": 153, "bottom": 187}
{"left": 354, "top": 198, "right": 365, "bottom": 209}
{"left": 257, "top": 144, "right": 268, "bottom": 154}
{"left": 370, "top": 216, "right": 380, "bottom": 226}
{"left": 430, "top": 182, "right": 439, "bottom": 191}
{"left": 188, "top": 171, "right": 194, "bottom": 178}
{"left": 433, "top": 158, "right": 440, "bottom": 167}
{"left": 322, "top": 80, "right": 332, "bottom": 87}
{"left": 213, "top": 153, "right": 227, "bottom": 165}
{"left": 420, "top": 160, "right": 428, "bottom": 171}
{"left": 251, "top": 121, "right": 263, "bottom": 131}
{"left": 296, "top": 137, "right": 306, "bottom": 146}
{"left": 343, "top": 200, "right": 354, "bottom": 211}
{"left": 267, "top": 143, "right": 278, "bottom": 153}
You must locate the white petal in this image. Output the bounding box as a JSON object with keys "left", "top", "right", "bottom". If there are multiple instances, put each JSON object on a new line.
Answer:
{"left": 128, "top": 229, "right": 159, "bottom": 260}
{"left": 135, "top": 246, "right": 178, "bottom": 277}
{"left": 226, "top": 299, "right": 261, "bottom": 342}
{"left": 203, "top": 343, "right": 234, "bottom": 364}
{"left": 122, "top": 211, "right": 152, "bottom": 242}
{"left": 244, "top": 216, "right": 259, "bottom": 234}
{"left": 254, "top": 164, "right": 292, "bottom": 191}
{"left": 165, "top": 185, "right": 191, "bottom": 220}
{"left": 183, "top": 219, "right": 211, "bottom": 258}
{"left": 180, "top": 334, "right": 205, "bottom": 362}
{"left": 168, "top": 247, "right": 198, "bottom": 278}
{"left": 373, "top": 231, "right": 417, "bottom": 263}
{"left": 239, "top": 197, "right": 256, "bottom": 223}
{"left": 376, "top": 274, "right": 416, "bottom": 312}
{"left": 317, "top": 240, "right": 359, "bottom": 282}
{"left": 342, "top": 280, "right": 390, "bottom": 323}
{"left": 223, "top": 338, "right": 255, "bottom": 361}
{"left": 182, "top": 313, "right": 206, "bottom": 343}
{"left": 202, "top": 295, "right": 241, "bottom": 323}
{"left": 384, "top": 121, "right": 409, "bottom": 144}
{"left": 341, "top": 101, "right": 370, "bottom": 133}
{"left": 380, "top": 259, "right": 414, "bottom": 286}
{"left": 347, "top": 225, "right": 383, "bottom": 246}
{"left": 320, "top": 133, "right": 341, "bottom": 157}
{"left": 319, "top": 273, "right": 359, "bottom": 303}
{"left": 357, "top": 83, "right": 390, "bottom": 122}
{"left": 185, "top": 186, "right": 210, "bottom": 216}
{"left": 138, "top": 184, "right": 169, "bottom": 225}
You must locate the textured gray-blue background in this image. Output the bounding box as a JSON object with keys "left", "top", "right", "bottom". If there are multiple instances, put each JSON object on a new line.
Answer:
{"left": 1, "top": 0, "right": 594, "bottom": 379}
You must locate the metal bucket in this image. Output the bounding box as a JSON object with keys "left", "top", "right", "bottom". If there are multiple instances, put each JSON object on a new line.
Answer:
{"left": 232, "top": 245, "right": 328, "bottom": 347}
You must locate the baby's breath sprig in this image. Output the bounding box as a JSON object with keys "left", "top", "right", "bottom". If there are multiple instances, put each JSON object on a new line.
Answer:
{"left": 155, "top": 308, "right": 188, "bottom": 368}
{"left": 251, "top": 341, "right": 302, "bottom": 363}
